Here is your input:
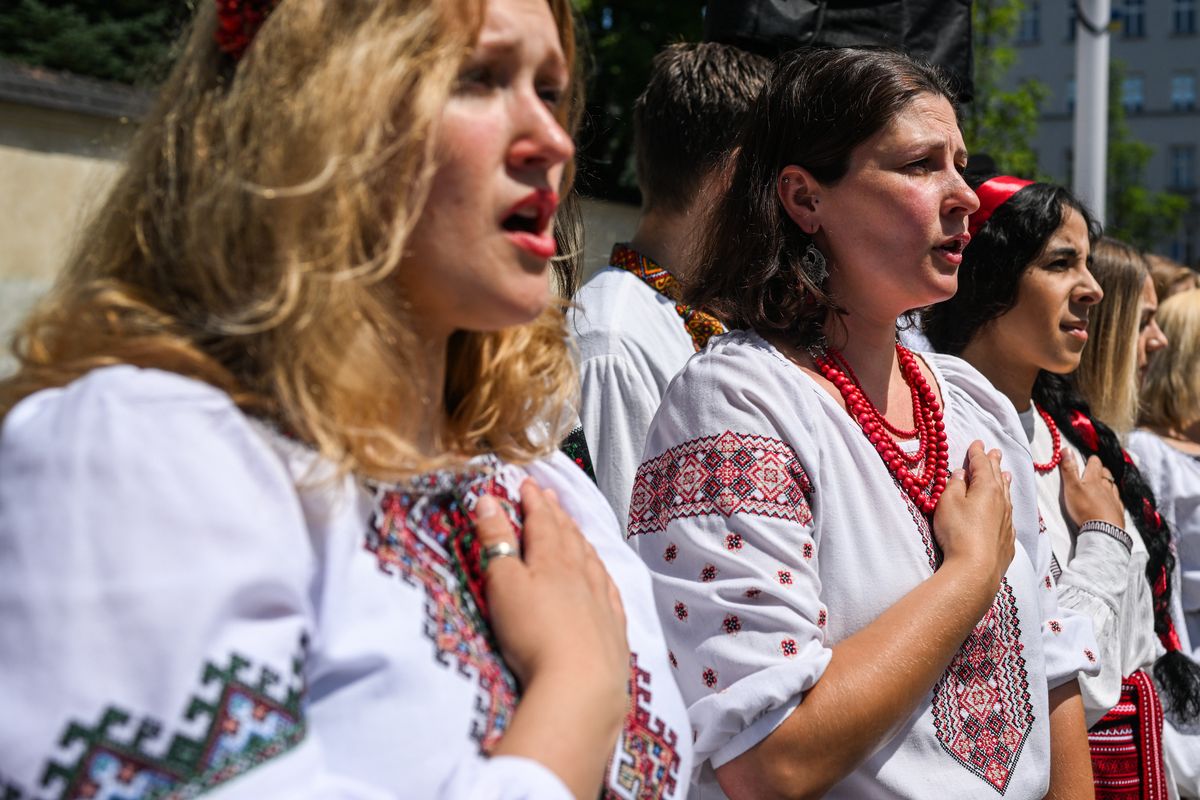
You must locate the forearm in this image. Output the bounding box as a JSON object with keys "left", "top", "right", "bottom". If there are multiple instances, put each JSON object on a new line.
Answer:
{"left": 1044, "top": 682, "right": 1094, "bottom": 800}
{"left": 717, "top": 562, "right": 998, "bottom": 800}
{"left": 492, "top": 671, "right": 624, "bottom": 800}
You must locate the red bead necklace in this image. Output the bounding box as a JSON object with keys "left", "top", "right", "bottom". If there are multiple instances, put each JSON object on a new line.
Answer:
{"left": 814, "top": 343, "right": 950, "bottom": 515}
{"left": 1033, "top": 404, "right": 1063, "bottom": 474}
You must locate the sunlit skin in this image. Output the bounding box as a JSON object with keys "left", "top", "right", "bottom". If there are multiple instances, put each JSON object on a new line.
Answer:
{"left": 401, "top": 0, "right": 574, "bottom": 342}
{"left": 1136, "top": 274, "right": 1168, "bottom": 383}
{"left": 960, "top": 208, "right": 1102, "bottom": 412}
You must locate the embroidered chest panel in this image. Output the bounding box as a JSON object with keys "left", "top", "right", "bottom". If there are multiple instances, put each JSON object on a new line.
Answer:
{"left": 603, "top": 654, "right": 683, "bottom": 800}
{"left": 364, "top": 457, "right": 525, "bottom": 754}
{"left": 907, "top": 495, "right": 1035, "bottom": 795}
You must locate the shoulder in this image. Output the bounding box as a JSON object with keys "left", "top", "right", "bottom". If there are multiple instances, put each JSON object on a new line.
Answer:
{"left": 926, "top": 352, "right": 1026, "bottom": 438}
{"left": 571, "top": 268, "right": 689, "bottom": 352}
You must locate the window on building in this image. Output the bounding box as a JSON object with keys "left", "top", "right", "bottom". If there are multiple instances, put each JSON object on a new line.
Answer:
{"left": 1174, "top": 0, "right": 1197, "bottom": 34}
{"left": 1170, "top": 145, "right": 1196, "bottom": 189}
{"left": 1122, "top": 0, "right": 1146, "bottom": 37}
{"left": 1017, "top": 0, "right": 1041, "bottom": 43}
{"left": 1122, "top": 75, "right": 1145, "bottom": 113}
{"left": 1172, "top": 73, "right": 1197, "bottom": 110}
{"left": 1067, "top": 78, "right": 1076, "bottom": 113}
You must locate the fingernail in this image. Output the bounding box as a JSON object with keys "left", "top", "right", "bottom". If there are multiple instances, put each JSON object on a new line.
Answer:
{"left": 476, "top": 495, "right": 499, "bottom": 519}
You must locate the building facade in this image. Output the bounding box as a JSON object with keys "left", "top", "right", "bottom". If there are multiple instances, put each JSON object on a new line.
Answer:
{"left": 1007, "top": 0, "right": 1199, "bottom": 264}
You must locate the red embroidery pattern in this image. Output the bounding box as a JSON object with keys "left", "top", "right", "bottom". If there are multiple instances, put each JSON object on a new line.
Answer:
{"left": 674, "top": 603, "right": 688, "bottom": 621}
{"left": 777, "top": 570, "right": 793, "bottom": 585}
{"left": 668, "top": 651, "right": 678, "bottom": 668}
{"left": 781, "top": 639, "right": 798, "bottom": 657}
{"left": 802, "top": 541, "right": 814, "bottom": 560}
{"left": 663, "top": 544, "right": 677, "bottom": 562}
{"left": 745, "top": 588, "right": 762, "bottom": 598}
{"left": 602, "top": 655, "right": 683, "bottom": 800}
{"left": 816, "top": 609, "right": 827, "bottom": 628}
{"left": 702, "top": 668, "right": 718, "bottom": 689}
{"left": 930, "top": 580, "right": 1034, "bottom": 794}
{"left": 365, "top": 461, "right": 525, "bottom": 753}
{"left": 1088, "top": 670, "right": 1168, "bottom": 800}
{"left": 1049, "top": 620, "right": 1062, "bottom": 634}
{"left": 610, "top": 243, "right": 725, "bottom": 351}
{"left": 628, "top": 431, "right": 813, "bottom": 536}
{"left": 700, "top": 564, "right": 718, "bottom": 582}
{"left": 723, "top": 615, "right": 741, "bottom": 634}
{"left": 725, "top": 533, "right": 743, "bottom": 550}
{"left": 1086, "top": 649, "right": 1097, "bottom": 663}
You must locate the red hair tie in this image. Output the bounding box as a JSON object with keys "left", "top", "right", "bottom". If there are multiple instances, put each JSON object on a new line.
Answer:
{"left": 215, "top": 0, "right": 278, "bottom": 61}
{"left": 1068, "top": 409, "right": 1100, "bottom": 452}
{"left": 968, "top": 176, "right": 1035, "bottom": 239}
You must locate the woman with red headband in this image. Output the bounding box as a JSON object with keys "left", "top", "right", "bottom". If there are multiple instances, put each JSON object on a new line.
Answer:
{"left": 925, "top": 174, "right": 1200, "bottom": 798}
{"left": 628, "top": 49, "right": 1100, "bottom": 797}
{"left": 0, "top": 0, "right": 694, "bottom": 798}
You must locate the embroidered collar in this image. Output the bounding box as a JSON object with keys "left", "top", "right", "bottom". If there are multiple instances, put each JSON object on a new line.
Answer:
{"left": 609, "top": 243, "right": 725, "bottom": 351}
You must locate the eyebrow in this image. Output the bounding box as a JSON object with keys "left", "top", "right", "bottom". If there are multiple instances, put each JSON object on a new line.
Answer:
{"left": 904, "top": 138, "right": 969, "bottom": 162}
{"left": 475, "top": 34, "right": 568, "bottom": 74}
{"left": 1043, "top": 246, "right": 1080, "bottom": 260}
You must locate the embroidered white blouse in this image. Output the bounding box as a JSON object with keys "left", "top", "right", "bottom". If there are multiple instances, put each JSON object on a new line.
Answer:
{"left": 1127, "top": 429, "right": 1200, "bottom": 797}
{"left": 571, "top": 266, "right": 701, "bottom": 530}
{"left": 629, "top": 331, "right": 1099, "bottom": 800}
{"left": 0, "top": 366, "right": 693, "bottom": 800}
{"left": 1019, "top": 407, "right": 1160, "bottom": 727}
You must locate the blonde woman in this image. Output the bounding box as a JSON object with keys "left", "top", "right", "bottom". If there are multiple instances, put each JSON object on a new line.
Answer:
{"left": 1075, "top": 238, "right": 1165, "bottom": 435}
{"left": 0, "top": 1, "right": 692, "bottom": 798}
{"left": 1148, "top": 253, "right": 1200, "bottom": 303}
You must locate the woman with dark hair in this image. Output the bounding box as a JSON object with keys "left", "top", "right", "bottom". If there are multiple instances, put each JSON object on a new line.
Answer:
{"left": 628, "top": 48, "right": 1098, "bottom": 798}
{"left": 925, "top": 175, "right": 1200, "bottom": 798}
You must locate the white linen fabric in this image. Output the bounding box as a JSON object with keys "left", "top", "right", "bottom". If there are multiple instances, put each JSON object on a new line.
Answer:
{"left": 1127, "top": 429, "right": 1200, "bottom": 798}
{"left": 629, "top": 331, "right": 1099, "bottom": 800}
{"left": 1019, "top": 407, "right": 1160, "bottom": 727}
{"left": 0, "top": 365, "right": 693, "bottom": 800}
{"left": 571, "top": 266, "right": 700, "bottom": 530}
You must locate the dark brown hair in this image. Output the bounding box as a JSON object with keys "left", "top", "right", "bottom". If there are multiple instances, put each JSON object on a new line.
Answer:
{"left": 633, "top": 42, "right": 772, "bottom": 214}
{"left": 684, "top": 47, "right": 956, "bottom": 348}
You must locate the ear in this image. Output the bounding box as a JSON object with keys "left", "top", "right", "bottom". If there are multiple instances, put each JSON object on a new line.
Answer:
{"left": 777, "top": 165, "right": 822, "bottom": 235}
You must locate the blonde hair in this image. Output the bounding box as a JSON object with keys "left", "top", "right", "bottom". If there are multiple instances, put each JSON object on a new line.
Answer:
{"left": 1147, "top": 253, "right": 1200, "bottom": 303}
{"left": 1, "top": 0, "right": 584, "bottom": 480}
{"left": 1075, "top": 237, "right": 1147, "bottom": 435}
{"left": 1140, "top": 289, "right": 1200, "bottom": 432}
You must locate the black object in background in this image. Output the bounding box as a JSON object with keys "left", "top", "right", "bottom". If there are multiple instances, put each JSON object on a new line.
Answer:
{"left": 704, "top": 0, "right": 974, "bottom": 102}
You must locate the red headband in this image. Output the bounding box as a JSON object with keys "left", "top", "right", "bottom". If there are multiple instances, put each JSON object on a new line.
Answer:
{"left": 968, "top": 176, "right": 1035, "bottom": 239}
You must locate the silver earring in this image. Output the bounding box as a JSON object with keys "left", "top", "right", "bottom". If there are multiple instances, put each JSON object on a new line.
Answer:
{"left": 801, "top": 242, "right": 828, "bottom": 285}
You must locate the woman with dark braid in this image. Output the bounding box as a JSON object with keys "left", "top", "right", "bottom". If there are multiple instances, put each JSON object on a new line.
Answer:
{"left": 925, "top": 175, "right": 1200, "bottom": 798}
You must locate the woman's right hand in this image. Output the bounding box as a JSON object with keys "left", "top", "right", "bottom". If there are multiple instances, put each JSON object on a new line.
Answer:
{"left": 932, "top": 441, "right": 1016, "bottom": 592}
{"left": 1059, "top": 449, "right": 1125, "bottom": 529}
{"left": 474, "top": 479, "right": 629, "bottom": 799}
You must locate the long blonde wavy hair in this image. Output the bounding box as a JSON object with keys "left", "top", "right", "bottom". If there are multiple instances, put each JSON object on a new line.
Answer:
{"left": 1, "top": 0, "right": 583, "bottom": 479}
{"left": 1075, "top": 237, "right": 1148, "bottom": 435}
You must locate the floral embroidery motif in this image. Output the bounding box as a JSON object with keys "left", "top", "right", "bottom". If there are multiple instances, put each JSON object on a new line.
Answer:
{"left": 1085, "top": 649, "right": 1097, "bottom": 663}
{"left": 723, "top": 615, "right": 741, "bottom": 634}
{"left": 781, "top": 639, "right": 798, "bottom": 657}
{"left": 777, "top": 570, "right": 793, "bottom": 585}
{"left": 26, "top": 646, "right": 305, "bottom": 800}
{"left": 668, "top": 651, "right": 678, "bottom": 669}
{"left": 663, "top": 544, "right": 677, "bottom": 562}
{"left": 816, "top": 609, "right": 827, "bottom": 628}
{"left": 674, "top": 602, "right": 689, "bottom": 621}
{"left": 802, "top": 541, "right": 814, "bottom": 560}
{"left": 725, "top": 533, "right": 743, "bottom": 551}
{"left": 702, "top": 668, "right": 718, "bottom": 689}
{"left": 744, "top": 588, "right": 762, "bottom": 598}
{"left": 365, "top": 458, "right": 525, "bottom": 753}
{"left": 610, "top": 243, "right": 725, "bottom": 351}
{"left": 1049, "top": 620, "right": 1062, "bottom": 634}
{"left": 700, "top": 564, "right": 718, "bottom": 582}
{"left": 560, "top": 426, "right": 598, "bottom": 483}
{"left": 602, "top": 654, "right": 683, "bottom": 800}
{"left": 628, "top": 431, "right": 813, "bottom": 536}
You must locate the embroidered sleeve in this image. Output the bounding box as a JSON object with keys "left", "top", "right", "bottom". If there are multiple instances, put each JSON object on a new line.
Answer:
{"left": 629, "top": 353, "right": 831, "bottom": 770}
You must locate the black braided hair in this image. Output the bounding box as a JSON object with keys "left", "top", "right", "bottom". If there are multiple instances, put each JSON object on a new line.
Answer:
{"left": 1035, "top": 371, "right": 1200, "bottom": 722}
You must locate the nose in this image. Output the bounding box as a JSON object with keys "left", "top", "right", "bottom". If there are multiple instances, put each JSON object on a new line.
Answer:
{"left": 945, "top": 170, "right": 979, "bottom": 219}
{"left": 1147, "top": 321, "right": 1168, "bottom": 352}
{"left": 1077, "top": 269, "right": 1104, "bottom": 306}
{"left": 507, "top": 93, "right": 575, "bottom": 175}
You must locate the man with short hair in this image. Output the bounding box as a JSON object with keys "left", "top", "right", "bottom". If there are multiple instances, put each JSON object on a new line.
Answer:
{"left": 570, "top": 42, "right": 772, "bottom": 528}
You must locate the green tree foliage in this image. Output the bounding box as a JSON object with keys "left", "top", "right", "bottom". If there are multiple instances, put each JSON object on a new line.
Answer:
{"left": 1105, "top": 62, "right": 1188, "bottom": 249}
{"left": 0, "top": 0, "right": 190, "bottom": 86}
{"left": 573, "top": 1, "right": 703, "bottom": 202}
{"left": 963, "top": 0, "right": 1047, "bottom": 178}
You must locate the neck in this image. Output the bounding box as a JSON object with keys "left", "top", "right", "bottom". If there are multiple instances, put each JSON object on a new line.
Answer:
{"left": 407, "top": 333, "right": 449, "bottom": 458}
{"left": 1180, "top": 420, "right": 1200, "bottom": 445}
{"left": 824, "top": 312, "right": 905, "bottom": 414}
{"left": 629, "top": 206, "right": 700, "bottom": 283}
{"left": 959, "top": 335, "right": 1039, "bottom": 412}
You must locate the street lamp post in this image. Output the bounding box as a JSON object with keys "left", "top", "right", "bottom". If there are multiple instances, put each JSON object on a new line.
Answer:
{"left": 1073, "top": 0, "right": 1112, "bottom": 225}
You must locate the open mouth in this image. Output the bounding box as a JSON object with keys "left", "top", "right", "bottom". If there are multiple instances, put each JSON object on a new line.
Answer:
{"left": 1060, "top": 320, "right": 1089, "bottom": 341}
{"left": 501, "top": 189, "right": 558, "bottom": 259}
{"left": 934, "top": 234, "right": 970, "bottom": 256}
{"left": 501, "top": 207, "right": 545, "bottom": 234}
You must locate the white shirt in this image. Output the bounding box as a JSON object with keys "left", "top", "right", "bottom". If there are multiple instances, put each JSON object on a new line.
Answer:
{"left": 0, "top": 365, "right": 693, "bottom": 800}
{"left": 630, "top": 331, "right": 1099, "bottom": 799}
{"left": 571, "top": 266, "right": 702, "bottom": 531}
{"left": 1019, "top": 407, "right": 1160, "bottom": 727}
{"left": 1127, "top": 429, "right": 1200, "bottom": 797}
